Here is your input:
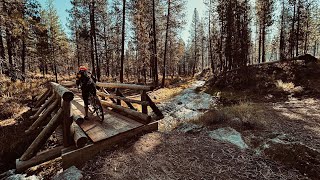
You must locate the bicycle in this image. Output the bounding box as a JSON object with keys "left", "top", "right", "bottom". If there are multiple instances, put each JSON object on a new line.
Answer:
{"left": 88, "top": 92, "right": 104, "bottom": 122}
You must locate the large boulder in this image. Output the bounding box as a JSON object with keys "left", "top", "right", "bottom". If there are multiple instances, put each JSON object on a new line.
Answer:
{"left": 208, "top": 127, "right": 249, "bottom": 150}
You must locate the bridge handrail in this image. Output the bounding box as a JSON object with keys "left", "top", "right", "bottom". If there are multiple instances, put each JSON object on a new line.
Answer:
{"left": 50, "top": 82, "right": 74, "bottom": 101}
{"left": 96, "top": 82, "right": 153, "bottom": 91}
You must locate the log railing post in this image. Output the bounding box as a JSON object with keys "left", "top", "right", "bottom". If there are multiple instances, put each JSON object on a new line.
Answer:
{"left": 141, "top": 90, "right": 148, "bottom": 114}
{"left": 62, "top": 99, "right": 73, "bottom": 147}
{"left": 50, "top": 82, "right": 74, "bottom": 147}
{"left": 115, "top": 89, "right": 121, "bottom": 106}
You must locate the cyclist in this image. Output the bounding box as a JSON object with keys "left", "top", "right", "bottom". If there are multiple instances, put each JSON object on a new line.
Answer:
{"left": 76, "top": 65, "right": 97, "bottom": 120}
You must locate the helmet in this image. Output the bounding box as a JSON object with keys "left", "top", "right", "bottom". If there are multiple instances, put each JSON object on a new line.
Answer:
{"left": 79, "top": 66, "right": 87, "bottom": 71}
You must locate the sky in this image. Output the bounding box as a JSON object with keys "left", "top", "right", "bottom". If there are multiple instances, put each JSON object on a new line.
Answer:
{"left": 38, "top": 0, "right": 206, "bottom": 42}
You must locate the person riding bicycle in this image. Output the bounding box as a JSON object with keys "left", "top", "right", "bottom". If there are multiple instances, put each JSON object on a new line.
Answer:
{"left": 76, "top": 65, "right": 97, "bottom": 120}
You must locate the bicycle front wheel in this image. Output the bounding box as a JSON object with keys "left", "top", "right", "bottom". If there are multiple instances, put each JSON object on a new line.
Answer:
{"left": 94, "top": 96, "right": 104, "bottom": 122}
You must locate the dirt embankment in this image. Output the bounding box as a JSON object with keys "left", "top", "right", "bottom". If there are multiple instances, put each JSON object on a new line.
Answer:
{"left": 205, "top": 61, "right": 320, "bottom": 103}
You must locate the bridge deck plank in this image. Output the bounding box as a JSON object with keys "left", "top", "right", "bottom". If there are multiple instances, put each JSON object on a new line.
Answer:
{"left": 71, "top": 93, "right": 143, "bottom": 143}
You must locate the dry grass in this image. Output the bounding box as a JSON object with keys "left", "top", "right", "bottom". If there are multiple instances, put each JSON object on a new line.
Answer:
{"left": 82, "top": 132, "right": 305, "bottom": 179}
{"left": 192, "top": 102, "right": 269, "bottom": 132}
{"left": 276, "top": 80, "right": 303, "bottom": 93}
{"left": 0, "top": 73, "right": 74, "bottom": 120}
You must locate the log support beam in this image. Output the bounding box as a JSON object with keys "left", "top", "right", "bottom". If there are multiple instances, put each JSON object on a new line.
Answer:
{"left": 61, "top": 121, "right": 158, "bottom": 169}
{"left": 101, "top": 100, "right": 151, "bottom": 124}
{"left": 26, "top": 95, "right": 60, "bottom": 134}
{"left": 20, "top": 108, "right": 63, "bottom": 161}
{"left": 34, "top": 88, "right": 52, "bottom": 109}
{"left": 16, "top": 146, "right": 63, "bottom": 172}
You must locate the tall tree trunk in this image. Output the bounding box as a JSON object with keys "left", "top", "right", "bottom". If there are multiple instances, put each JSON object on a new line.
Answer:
{"left": 161, "top": 0, "right": 171, "bottom": 88}
{"left": 152, "top": 0, "right": 158, "bottom": 87}
{"left": 22, "top": 34, "right": 26, "bottom": 75}
{"left": 313, "top": 41, "right": 317, "bottom": 56}
{"left": 6, "top": 28, "right": 13, "bottom": 68}
{"left": 0, "top": 25, "right": 5, "bottom": 74}
{"left": 91, "top": 0, "right": 100, "bottom": 81}
{"left": 291, "top": 1, "right": 296, "bottom": 58}
{"left": 258, "top": 26, "right": 262, "bottom": 64}
{"left": 76, "top": 31, "right": 80, "bottom": 67}
{"left": 219, "top": 20, "right": 223, "bottom": 71}
{"left": 279, "top": 0, "right": 285, "bottom": 60}
{"left": 103, "top": 26, "right": 109, "bottom": 77}
{"left": 201, "top": 37, "right": 204, "bottom": 71}
{"left": 89, "top": 1, "right": 96, "bottom": 77}
{"left": 262, "top": 23, "right": 266, "bottom": 63}
{"left": 193, "top": 8, "right": 197, "bottom": 77}
{"left": 208, "top": 0, "right": 214, "bottom": 74}
{"left": 304, "top": 3, "right": 310, "bottom": 54}
{"left": 120, "top": 0, "right": 125, "bottom": 83}
{"left": 296, "top": 0, "right": 300, "bottom": 56}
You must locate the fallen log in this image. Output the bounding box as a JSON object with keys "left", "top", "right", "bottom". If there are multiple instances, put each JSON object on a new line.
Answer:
{"left": 16, "top": 146, "right": 63, "bottom": 172}
{"left": 101, "top": 100, "right": 151, "bottom": 124}
{"left": 26, "top": 97, "right": 60, "bottom": 134}
{"left": 70, "top": 122, "right": 88, "bottom": 148}
{"left": 20, "top": 108, "right": 63, "bottom": 161}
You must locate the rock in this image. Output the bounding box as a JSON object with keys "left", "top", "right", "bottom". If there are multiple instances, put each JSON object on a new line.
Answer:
{"left": 53, "top": 166, "right": 83, "bottom": 180}
{"left": 1, "top": 169, "right": 40, "bottom": 180}
{"left": 176, "top": 123, "right": 203, "bottom": 133}
{"left": 6, "top": 174, "right": 40, "bottom": 180}
{"left": 208, "top": 127, "right": 249, "bottom": 150}
{"left": 0, "top": 170, "right": 15, "bottom": 179}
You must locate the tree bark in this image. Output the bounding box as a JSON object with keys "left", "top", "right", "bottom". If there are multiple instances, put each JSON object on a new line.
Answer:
{"left": 0, "top": 24, "right": 5, "bottom": 74}
{"left": 103, "top": 26, "right": 109, "bottom": 77}
{"left": 6, "top": 28, "right": 13, "bottom": 68}
{"left": 93, "top": 2, "right": 100, "bottom": 82}
{"left": 120, "top": 0, "right": 125, "bottom": 83}
{"left": 291, "top": 1, "right": 296, "bottom": 58}
{"left": 262, "top": 21, "right": 266, "bottom": 63}
{"left": 279, "top": 0, "right": 285, "bottom": 60}
{"left": 258, "top": 26, "right": 262, "bottom": 64}
{"left": 89, "top": 1, "right": 96, "bottom": 78}
{"left": 296, "top": 0, "right": 300, "bottom": 56}
{"left": 22, "top": 32, "right": 26, "bottom": 75}
{"left": 161, "top": 0, "right": 171, "bottom": 87}
{"left": 152, "top": 0, "right": 158, "bottom": 87}
{"left": 193, "top": 8, "right": 197, "bottom": 77}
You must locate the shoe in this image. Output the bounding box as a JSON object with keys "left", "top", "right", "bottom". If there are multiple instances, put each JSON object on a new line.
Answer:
{"left": 84, "top": 116, "right": 89, "bottom": 120}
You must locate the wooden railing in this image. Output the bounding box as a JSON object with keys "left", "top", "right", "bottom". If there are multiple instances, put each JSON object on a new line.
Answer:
{"left": 96, "top": 82, "right": 163, "bottom": 124}
{"left": 17, "top": 82, "right": 88, "bottom": 172}
{"left": 16, "top": 81, "right": 163, "bottom": 172}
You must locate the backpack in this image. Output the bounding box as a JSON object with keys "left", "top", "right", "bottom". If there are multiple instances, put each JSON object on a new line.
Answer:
{"left": 78, "top": 70, "right": 92, "bottom": 86}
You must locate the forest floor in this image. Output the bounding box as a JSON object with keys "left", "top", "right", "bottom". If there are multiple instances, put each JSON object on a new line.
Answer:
{"left": 1, "top": 62, "right": 320, "bottom": 179}
{"left": 81, "top": 62, "right": 320, "bottom": 179}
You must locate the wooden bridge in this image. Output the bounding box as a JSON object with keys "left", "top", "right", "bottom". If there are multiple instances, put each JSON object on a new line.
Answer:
{"left": 15, "top": 81, "right": 163, "bottom": 172}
